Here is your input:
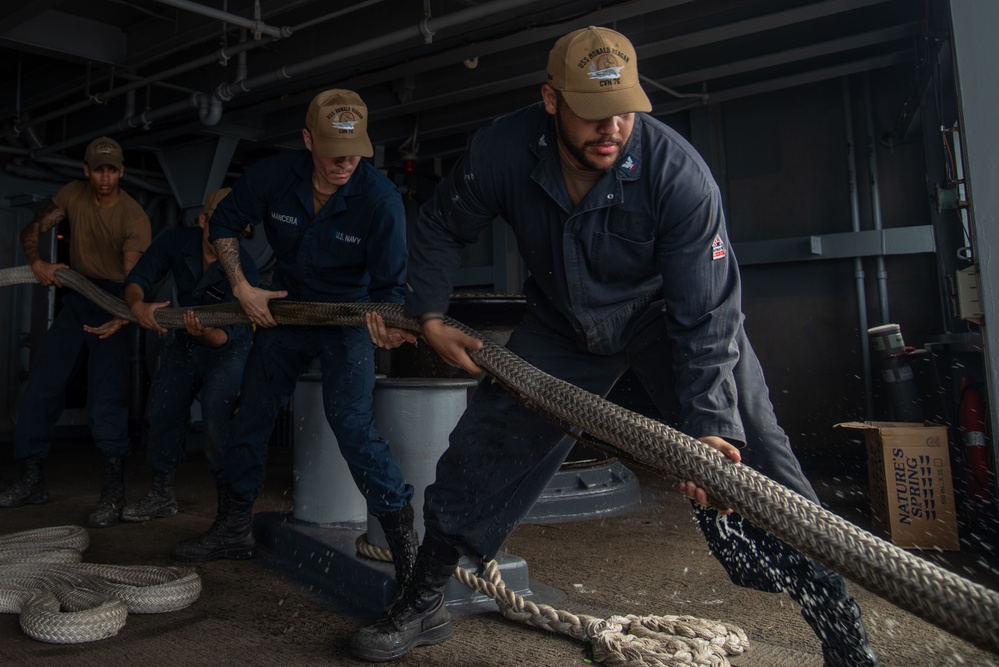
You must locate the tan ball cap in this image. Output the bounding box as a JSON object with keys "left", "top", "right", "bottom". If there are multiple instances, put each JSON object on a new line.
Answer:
{"left": 546, "top": 26, "right": 652, "bottom": 120}
{"left": 305, "top": 89, "right": 374, "bottom": 158}
{"left": 85, "top": 136, "right": 124, "bottom": 169}
{"left": 203, "top": 187, "right": 232, "bottom": 221}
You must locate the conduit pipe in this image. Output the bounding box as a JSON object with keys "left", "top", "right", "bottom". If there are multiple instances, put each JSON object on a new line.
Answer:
{"left": 14, "top": 39, "right": 266, "bottom": 135}
{"left": 863, "top": 72, "right": 890, "bottom": 323}
{"left": 225, "top": 0, "right": 539, "bottom": 99}
{"left": 6, "top": 161, "right": 172, "bottom": 195}
{"left": 215, "top": 30, "right": 250, "bottom": 103}
{"left": 149, "top": 0, "right": 291, "bottom": 40}
{"left": 116, "top": 91, "right": 144, "bottom": 131}
{"left": 29, "top": 0, "right": 537, "bottom": 157}
{"left": 842, "top": 77, "right": 874, "bottom": 419}
{"left": 0, "top": 145, "right": 170, "bottom": 181}
{"left": 12, "top": 1, "right": 386, "bottom": 135}
{"left": 197, "top": 94, "right": 223, "bottom": 127}
{"left": 32, "top": 95, "right": 208, "bottom": 159}
{"left": 0, "top": 145, "right": 173, "bottom": 195}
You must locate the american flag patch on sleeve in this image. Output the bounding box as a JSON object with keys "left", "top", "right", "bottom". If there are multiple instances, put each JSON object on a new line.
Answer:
{"left": 711, "top": 234, "right": 727, "bottom": 260}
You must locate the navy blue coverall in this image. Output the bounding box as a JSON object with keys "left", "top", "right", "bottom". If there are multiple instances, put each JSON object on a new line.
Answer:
{"left": 125, "top": 226, "right": 257, "bottom": 475}
{"left": 14, "top": 282, "right": 134, "bottom": 460}
{"left": 406, "top": 103, "right": 851, "bottom": 606}
{"left": 209, "top": 150, "right": 414, "bottom": 514}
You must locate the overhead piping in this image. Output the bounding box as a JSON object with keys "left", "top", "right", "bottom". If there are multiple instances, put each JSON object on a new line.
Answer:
{"left": 12, "top": 1, "right": 387, "bottom": 135}
{"left": 215, "top": 29, "right": 251, "bottom": 102}
{"left": 293, "top": 0, "right": 386, "bottom": 32}
{"left": 14, "top": 38, "right": 266, "bottom": 135}
{"left": 233, "top": 0, "right": 538, "bottom": 97}
{"left": 28, "top": 0, "right": 537, "bottom": 157}
{"left": 148, "top": 0, "right": 291, "bottom": 40}
{"left": 32, "top": 95, "right": 207, "bottom": 158}
{"left": 0, "top": 146, "right": 173, "bottom": 195}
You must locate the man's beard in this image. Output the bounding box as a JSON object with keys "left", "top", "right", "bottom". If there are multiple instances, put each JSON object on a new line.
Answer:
{"left": 554, "top": 104, "right": 621, "bottom": 173}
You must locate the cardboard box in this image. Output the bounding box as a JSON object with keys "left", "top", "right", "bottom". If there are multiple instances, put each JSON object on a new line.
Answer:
{"left": 835, "top": 421, "right": 960, "bottom": 551}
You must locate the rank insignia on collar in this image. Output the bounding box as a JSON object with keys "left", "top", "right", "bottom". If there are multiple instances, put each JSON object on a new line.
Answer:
{"left": 618, "top": 154, "right": 638, "bottom": 173}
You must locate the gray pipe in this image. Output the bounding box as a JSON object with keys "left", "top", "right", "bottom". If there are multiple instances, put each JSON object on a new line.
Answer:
{"left": 14, "top": 39, "right": 266, "bottom": 135}
{"left": 863, "top": 72, "right": 890, "bottom": 324}
{"left": 842, "top": 77, "right": 874, "bottom": 419}
{"left": 148, "top": 0, "right": 291, "bottom": 39}
{"left": 117, "top": 91, "right": 141, "bottom": 131}
{"left": 30, "top": 0, "right": 538, "bottom": 158}
{"left": 10, "top": 2, "right": 386, "bottom": 132}
{"left": 0, "top": 145, "right": 171, "bottom": 181}
{"left": 6, "top": 154, "right": 173, "bottom": 195}
{"left": 231, "top": 0, "right": 538, "bottom": 95}
{"left": 197, "top": 94, "right": 223, "bottom": 126}
{"left": 32, "top": 96, "right": 201, "bottom": 158}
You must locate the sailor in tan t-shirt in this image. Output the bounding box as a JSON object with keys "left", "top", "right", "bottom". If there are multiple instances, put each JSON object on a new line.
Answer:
{"left": 1, "top": 136, "right": 151, "bottom": 529}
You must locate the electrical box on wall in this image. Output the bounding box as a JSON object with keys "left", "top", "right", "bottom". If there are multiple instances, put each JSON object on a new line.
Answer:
{"left": 956, "top": 266, "right": 983, "bottom": 324}
{"left": 955, "top": 266, "right": 983, "bottom": 325}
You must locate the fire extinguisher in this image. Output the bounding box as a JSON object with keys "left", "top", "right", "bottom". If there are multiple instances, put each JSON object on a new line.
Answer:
{"left": 958, "top": 375, "right": 994, "bottom": 508}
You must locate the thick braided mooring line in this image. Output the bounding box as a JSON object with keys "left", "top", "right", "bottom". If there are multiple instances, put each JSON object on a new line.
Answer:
{"left": 355, "top": 535, "right": 747, "bottom": 667}
{"left": 3, "top": 266, "right": 999, "bottom": 655}
{"left": 0, "top": 525, "right": 202, "bottom": 643}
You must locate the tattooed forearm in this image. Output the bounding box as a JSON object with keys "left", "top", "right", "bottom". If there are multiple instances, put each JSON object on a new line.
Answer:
{"left": 20, "top": 200, "right": 66, "bottom": 263}
{"left": 214, "top": 237, "right": 246, "bottom": 287}
{"left": 35, "top": 200, "right": 65, "bottom": 234}
{"left": 20, "top": 222, "right": 41, "bottom": 264}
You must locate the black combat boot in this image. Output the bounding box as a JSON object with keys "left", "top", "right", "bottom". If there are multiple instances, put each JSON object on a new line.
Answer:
{"left": 790, "top": 564, "right": 879, "bottom": 667}
{"left": 349, "top": 537, "right": 459, "bottom": 662}
{"left": 121, "top": 471, "right": 179, "bottom": 522}
{"left": 171, "top": 484, "right": 255, "bottom": 562}
{"left": 87, "top": 456, "right": 126, "bottom": 528}
{"left": 377, "top": 504, "right": 419, "bottom": 597}
{"left": 0, "top": 456, "right": 49, "bottom": 507}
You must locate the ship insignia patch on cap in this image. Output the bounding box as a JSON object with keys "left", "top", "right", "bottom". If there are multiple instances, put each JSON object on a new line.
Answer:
{"left": 587, "top": 53, "right": 625, "bottom": 81}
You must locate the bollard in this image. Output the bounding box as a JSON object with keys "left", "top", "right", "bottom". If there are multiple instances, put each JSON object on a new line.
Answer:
{"left": 366, "top": 377, "right": 478, "bottom": 546}
{"left": 290, "top": 369, "right": 376, "bottom": 525}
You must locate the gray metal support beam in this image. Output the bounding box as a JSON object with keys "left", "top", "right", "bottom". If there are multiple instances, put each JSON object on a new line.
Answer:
{"left": 0, "top": 10, "right": 125, "bottom": 64}
{"left": 155, "top": 136, "right": 239, "bottom": 224}
{"left": 949, "top": 1, "right": 999, "bottom": 496}
{"left": 735, "top": 225, "right": 935, "bottom": 266}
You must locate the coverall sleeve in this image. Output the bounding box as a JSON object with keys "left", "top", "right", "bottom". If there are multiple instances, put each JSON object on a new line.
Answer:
{"left": 123, "top": 233, "right": 171, "bottom": 296}
{"left": 404, "top": 145, "right": 499, "bottom": 317}
{"left": 366, "top": 193, "right": 408, "bottom": 304}
{"left": 208, "top": 161, "right": 270, "bottom": 243}
{"left": 657, "top": 186, "right": 745, "bottom": 443}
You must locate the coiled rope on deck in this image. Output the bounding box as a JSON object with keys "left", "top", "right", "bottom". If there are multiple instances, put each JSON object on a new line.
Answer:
{"left": 3, "top": 265, "right": 999, "bottom": 657}
{"left": 0, "top": 525, "right": 202, "bottom": 643}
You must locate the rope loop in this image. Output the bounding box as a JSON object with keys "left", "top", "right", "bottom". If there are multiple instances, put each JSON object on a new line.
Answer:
{"left": 356, "top": 533, "right": 747, "bottom": 667}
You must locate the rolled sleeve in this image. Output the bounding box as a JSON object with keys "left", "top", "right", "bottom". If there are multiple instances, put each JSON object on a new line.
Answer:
{"left": 209, "top": 161, "right": 269, "bottom": 243}
{"left": 123, "top": 234, "right": 171, "bottom": 296}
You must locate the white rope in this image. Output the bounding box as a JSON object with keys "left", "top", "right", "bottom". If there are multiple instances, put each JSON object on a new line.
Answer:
{"left": 355, "top": 534, "right": 748, "bottom": 667}
{"left": 0, "top": 525, "right": 202, "bottom": 643}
